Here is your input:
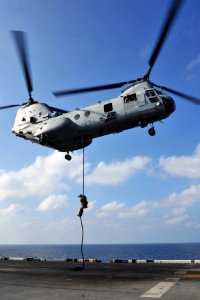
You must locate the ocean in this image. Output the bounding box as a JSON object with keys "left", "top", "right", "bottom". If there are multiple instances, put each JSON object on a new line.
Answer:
{"left": 0, "top": 243, "right": 199, "bottom": 262}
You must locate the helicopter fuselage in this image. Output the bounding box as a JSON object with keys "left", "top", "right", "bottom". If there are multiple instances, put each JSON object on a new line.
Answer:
{"left": 12, "top": 80, "right": 175, "bottom": 155}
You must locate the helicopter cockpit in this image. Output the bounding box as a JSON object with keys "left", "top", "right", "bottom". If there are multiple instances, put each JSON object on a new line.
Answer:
{"left": 145, "top": 89, "right": 159, "bottom": 103}
{"left": 145, "top": 88, "right": 176, "bottom": 115}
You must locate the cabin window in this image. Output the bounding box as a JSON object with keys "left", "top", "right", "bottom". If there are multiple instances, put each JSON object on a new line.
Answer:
{"left": 74, "top": 114, "right": 80, "bottom": 120}
{"left": 124, "top": 93, "right": 137, "bottom": 103}
{"left": 84, "top": 111, "right": 90, "bottom": 117}
{"left": 104, "top": 103, "right": 113, "bottom": 113}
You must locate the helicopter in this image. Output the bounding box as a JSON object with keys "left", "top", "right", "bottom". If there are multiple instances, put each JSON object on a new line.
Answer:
{"left": 2, "top": 0, "right": 200, "bottom": 161}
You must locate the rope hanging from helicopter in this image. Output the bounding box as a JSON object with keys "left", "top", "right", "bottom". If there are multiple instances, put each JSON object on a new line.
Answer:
{"left": 80, "top": 143, "right": 85, "bottom": 270}
{"left": 77, "top": 136, "right": 88, "bottom": 270}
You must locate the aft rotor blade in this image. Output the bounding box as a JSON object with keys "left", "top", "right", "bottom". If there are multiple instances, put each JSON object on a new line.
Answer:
{"left": 152, "top": 83, "right": 200, "bottom": 105}
{"left": 11, "top": 30, "right": 33, "bottom": 98}
{"left": 146, "top": 0, "right": 184, "bottom": 78}
{"left": 53, "top": 80, "right": 134, "bottom": 97}
{"left": 0, "top": 104, "right": 20, "bottom": 110}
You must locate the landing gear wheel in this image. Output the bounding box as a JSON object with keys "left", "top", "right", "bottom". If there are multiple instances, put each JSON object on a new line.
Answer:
{"left": 148, "top": 127, "right": 156, "bottom": 136}
{"left": 65, "top": 154, "right": 72, "bottom": 161}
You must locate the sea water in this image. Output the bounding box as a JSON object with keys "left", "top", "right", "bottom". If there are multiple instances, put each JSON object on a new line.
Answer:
{"left": 0, "top": 243, "right": 199, "bottom": 262}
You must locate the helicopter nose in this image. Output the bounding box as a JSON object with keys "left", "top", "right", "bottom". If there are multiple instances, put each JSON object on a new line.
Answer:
{"left": 162, "top": 96, "right": 176, "bottom": 115}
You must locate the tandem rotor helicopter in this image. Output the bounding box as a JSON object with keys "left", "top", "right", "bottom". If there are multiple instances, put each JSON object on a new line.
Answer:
{"left": 1, "top": 0, "right": 200, "bottom": 161}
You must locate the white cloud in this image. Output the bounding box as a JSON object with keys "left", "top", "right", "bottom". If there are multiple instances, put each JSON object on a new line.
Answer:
{"left": 96, "top": 182, "right": 200, "bottom": 227}
{"left": 101, "top": 201, "right": 125, "bottom": 211}
{"left": 119, "top": 201, "right": 150, "bottom": 218}
{"left": 0, "top": 204, "right": 20, "bottom": 217}
{"left": 97, "top": 201, "right": 125, "bottom": 218}
{"left": 165, "top": 214, "right": 188, "bottom": 225}
{"left": 97, "top": 200, "right": 152, "bottom": 219}
{"left": 139, "top": 45, "right": 151, "bottom": 58}
{"left": 164, "top": 207, "right": 189, "bottom": 225}
{"left": 85, "top": 156, "right": 151, "bottom": 186}
{"left": 37, "top": 194, "right": 68, "bottom": 211}
{"left": 87, "top": 200, "right": 96, "bottom": 211}
{"left": 159, "top": 144, "right": 200, "bottom": 179}
{"left": 0, "top": 182, "right": 199, "bottom": 243}
{"left": 171, "top": 207, "right": 186, "bottom": 216}
{"left": 0, "top": 150, "right": 151, "bottom": 206}
{"left": 1, "top": 145, "right": 200, "bottom": 243}
{"left": 166, "top": 185, "right": 200, "bottom": 207}
{"left": 0, "top": 151, "right": 84, "bottom": 202}
{"left": 186, "top": 54, "right": 200, "bottom": 70}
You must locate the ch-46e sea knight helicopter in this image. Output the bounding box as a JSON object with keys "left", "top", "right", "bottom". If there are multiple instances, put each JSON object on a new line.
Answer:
{"left": 2, "top": 0, "right": 200, "bottom": 160}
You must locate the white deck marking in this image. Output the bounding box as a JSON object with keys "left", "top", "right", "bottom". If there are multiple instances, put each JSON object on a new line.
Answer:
{"left": 174, "top": 270, "right": 187, "bottom": 275}
{"left": 140, "top": 279, "right": 178, "bottom": 298}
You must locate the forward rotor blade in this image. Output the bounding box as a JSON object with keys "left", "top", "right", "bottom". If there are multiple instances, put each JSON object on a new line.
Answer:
{"left": 146, "top": 0, "right": 183, "bottom": 78}
{"left": 152, "top": 83, "right": 200, "bottom": 105}
{"left": 53, "top": 80, "right": 134, "bottom": 97}
{"left": 11, "top": 30, "right": 33, "bottom": 98}
{"left": 0, "top": 104, "right": 20, "bottom": 110}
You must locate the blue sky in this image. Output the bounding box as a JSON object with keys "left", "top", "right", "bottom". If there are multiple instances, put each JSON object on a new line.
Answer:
{"left": 0, "top": 0, "right": 200, "bottom": 244}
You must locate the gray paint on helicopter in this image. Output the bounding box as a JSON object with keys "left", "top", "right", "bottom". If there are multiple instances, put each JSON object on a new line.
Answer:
{"left": 12, "top": 80, "right": 175, "bottom": 153}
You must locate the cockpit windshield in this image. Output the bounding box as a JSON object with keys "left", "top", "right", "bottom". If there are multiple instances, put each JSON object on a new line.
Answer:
{"left": 145, "top": 89, "right": 159, "bottom": 103}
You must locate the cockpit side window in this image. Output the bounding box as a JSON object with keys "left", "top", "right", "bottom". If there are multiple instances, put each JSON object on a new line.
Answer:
{"left": 124, "top": 93, "right": 137, "bottom": 103}
{"left": 145, "top": 90, "right": 159, "bottom": 103}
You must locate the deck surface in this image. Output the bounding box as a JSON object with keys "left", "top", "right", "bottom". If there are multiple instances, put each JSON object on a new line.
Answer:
{"left": 0, "top": 260, "right": 200, "bottom": 299}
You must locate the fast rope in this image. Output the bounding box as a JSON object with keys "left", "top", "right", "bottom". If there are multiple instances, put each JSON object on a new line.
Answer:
{"left": 80, "top": 215, "right": 84, "bottom": 270}
{"left": 80, "top": 139, "right": 85, "bottom": 270}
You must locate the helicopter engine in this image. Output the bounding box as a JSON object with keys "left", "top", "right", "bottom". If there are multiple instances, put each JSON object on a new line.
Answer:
{"left": 12, "top": 102, "right": 81, "bottom": 151}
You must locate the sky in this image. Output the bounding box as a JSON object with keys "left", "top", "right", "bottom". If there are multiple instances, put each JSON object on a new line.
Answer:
{"left": 0, "top": 0, "right": 200, "bottom": 244}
